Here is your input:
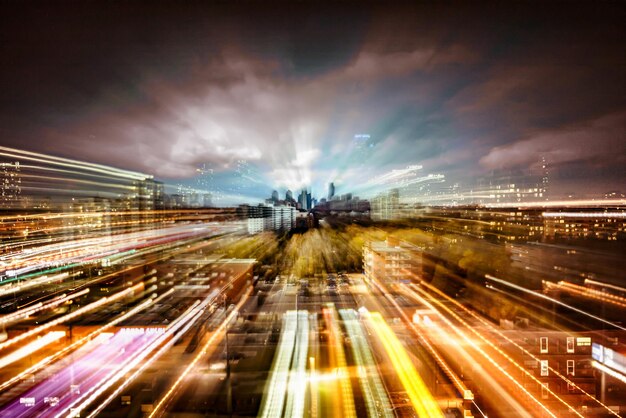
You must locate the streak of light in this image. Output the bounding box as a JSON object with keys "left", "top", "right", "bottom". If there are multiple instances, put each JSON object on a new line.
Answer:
{"left": 486, "top": 199, "right": 626, "bottom": 208}
{"left": 365, "top": 311, "right": 444, "bottom": 418}
{"left": 548, "top": 281, "right": 626, "bottom": 309}
{"left": 61, "top": 290, "right": 221, "bottom": 418}
{"left": 0, "top": 291, "right": 168, "bottom": 393}
{"left": 0, "top": 272, "right": 77, "bottom": 297}
{"left": 406, "top": 283, "right": 581, "bottom": 417}
{"left": 584, "top": 278, "right": 626, "bottom": 294}
{"left": 542, "top": 211, "right": 626, "bottom": 218}
{"left": 486, "top": 274, "right": 626, "bottom": 331}
{"left": 0, "top": 146, "right": 150, "bottom": 180}
{"left": 409, "top": 282, "right": 621, "bottom": 417}
{"left": 0, "top": 331, "right": 66, "bottom": 369}
{"left": 147, "top": 287, "right": 252, "bottom": 418}
{"left": 259, "top": 311, "right": 298, "bottom": 418}
{"left": 365, "top": 276, "right": 472, "bottom": 403}
{"left": 0, "top": 288, "right": 90, "bottom": 325}
{"left": 284, "top": 311, "right": 309, "bottom": 418}
{"left": 592, "top": 361, "right": 626, "bottom": 384}
{"left": 0, "top": 282, "right": 143, "bottom": 352}
{"left": 339, "top": 309, "right": 394, "bottom": 418}
{"left": 323, "top": 305, "right": 356, "bottom": 418}
{"left": 309, "top": 357, "right": 318, "bottom": 418}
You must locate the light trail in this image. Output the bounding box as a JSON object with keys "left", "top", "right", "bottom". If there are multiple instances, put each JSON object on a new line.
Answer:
{"left": 592, "top": 361, "right": 626, "bottom": 385}
{"left": 486, "top": 198, "right": 626, "bottom": 208}
{"left": 322, "top": 305, "right": 356, "bottom": 418}
{"left": 548, "top": 281, "right": 626, "bottom": 309}
{"left": 364, "top": 275, "right": 472, "bottom": 404}
{"left": 405, "top": 283, "right": 581, "bottom": 417}
{"left": 0, "top": 288, "right": 89, "bottom": 325}
{"left": 58, "top": 290, "right": 220, "bottom": 418}
{"left": 0, "top": 331, "right": 65, "bottom": 369}
{"left": 486, "top": 274, "right": 626, "bottom": 331}
{"left": 365, "top": 311, "right": 444, "bottom": 418}
{"left": 542, "top": 211, "right": 626, "bottom": 218}
{"left": 0, "top": 222, "right": 240, "bottom": 280}
{"left": 584, "top": 278, "right": 626, "bottom": 294}
{"left": 147, "top": 287, "right": 252, "bottom": 418}
{"left": 0, "top": 330, "right": 157, "bottom": 418}
{"left": 0, "top": 290, "right": 171, "bottom": 393}
{"left": 0, "top": 272, "right": 79, "bottom": 297}
{"left": 259, "top": 311, "right": 298, "bottom": 418}
{"left": 81, "top": 295, "right": 225, "bottom": 418}
{"left": 0, "top": 282, "right": 144, "bottom": 352}
{"left": 408, "top": 281, "right": 621, "bottom": 417}
{"left": 0, "top": 146, "right": 150, "bottom": 180}
{"left": 339, "top": 309, "right": 394, "bottom": 418}
{"left": 284, "top": 311, "right": 309, "bottom": 418}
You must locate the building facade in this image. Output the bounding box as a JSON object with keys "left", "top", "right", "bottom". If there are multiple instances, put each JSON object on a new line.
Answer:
{"left": 363, "top": 237, "right": 422, "bottom": 283}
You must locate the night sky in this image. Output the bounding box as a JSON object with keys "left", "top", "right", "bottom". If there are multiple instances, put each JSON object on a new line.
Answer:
{"left": 1, "top": 1, "right": 624, "bottom": 203}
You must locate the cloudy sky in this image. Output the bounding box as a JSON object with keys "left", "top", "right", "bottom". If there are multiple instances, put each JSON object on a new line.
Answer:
{"left": 1, "top": 1, "right": 624, "bottom": 203}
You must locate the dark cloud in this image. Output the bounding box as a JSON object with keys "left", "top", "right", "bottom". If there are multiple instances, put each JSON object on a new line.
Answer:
{"left": 0, "top": 1, "right": 624, "bottom": 198}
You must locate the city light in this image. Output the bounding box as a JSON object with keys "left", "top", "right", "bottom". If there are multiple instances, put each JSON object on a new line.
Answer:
{"left": 0, "top": 3, "right": 624, "bottom": 416}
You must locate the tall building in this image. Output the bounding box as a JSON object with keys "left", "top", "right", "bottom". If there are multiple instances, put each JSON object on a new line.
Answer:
{"left": 328, "top": 182, "right": 335, "bottom": 200}
{"left": 0, "top": 162, "right": 21, "bottom": 208}
{"left": 271, "top": 190, "right": 279, "bottom": 202}
{"left": 540, "top": 156, "right": 549, "bottom": 200}
{"left": 286, "top": 189, "right": 293, "bottom": 202}
{"left": 297, "top": 189, "right": 312, "bottom": 211}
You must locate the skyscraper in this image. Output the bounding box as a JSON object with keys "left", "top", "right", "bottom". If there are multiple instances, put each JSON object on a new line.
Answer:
{"left": 298, "top": 189, "right": 313, "bottom": 211}
{"left": 286, "top": 189, "right": 293, "bottom": 202}
{"left": 271, "top": 190, "right": 279, "bottom": 202}
{"left": 328, "top": 182, "right": 335, "bottom": 200}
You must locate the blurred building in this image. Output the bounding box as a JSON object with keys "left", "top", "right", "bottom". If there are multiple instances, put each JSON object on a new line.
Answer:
{"left": 500, "top": 330, "right": 620, "bottom": 412}
{"left": 328, "top": 182, "right": 335, "bottom": 200}
{"left": 543, "top": 211, "right": 626, "bottom": 241}
{"left": 363, "top": 237, "right": 422, "bottom": 283}
{"left": 472, "top": 158, "right": 549, "bottom": 205}
{"left": 238, "top": 204, "right": 296, "bottom": 234}
{"left": 0, "top": 162, "right": 21, "bottom": 208}
{"left": 285, "top": 189, "right": 294, "bottom": 204}
{"left": 297, "top": 189, "right": 312, "bottom": 211}
{"left": 371, "top": 189, "right": 400, "bottom": 220}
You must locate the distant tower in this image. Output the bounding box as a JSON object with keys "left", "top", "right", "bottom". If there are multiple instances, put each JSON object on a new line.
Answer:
{"left": 328, "top": 182, "right": 335, "bottom": 200}
{"left": 271, "top": 190, "right": 279, "bottom": 202}
{"left": 540, "top": 156, "right": 549, "bottom": 200}
{"left": 286, "top": 189, "right": 293, "bottom": 202}
{"left": 298, "top": 189, "right": 311, "bottom": 211}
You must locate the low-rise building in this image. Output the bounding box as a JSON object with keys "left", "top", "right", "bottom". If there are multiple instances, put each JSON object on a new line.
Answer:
{"left": 363, "top": 237, "right": 422, "bottom": 283}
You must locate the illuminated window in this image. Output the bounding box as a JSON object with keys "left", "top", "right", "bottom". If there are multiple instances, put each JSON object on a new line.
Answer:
{"left": 567, "top": 360, "right": 575, "bottom": 376}
{"left": 540, "top": 360, "right": 549, "bottom": 376}
{"left": 576, "top": 337, "right": 591, "bottom": 346}
{"left": 540, "top": 337, "right": 548, "bottom": 353}
{"left": 567, "top": 337, "right": 575, "bottom": 353}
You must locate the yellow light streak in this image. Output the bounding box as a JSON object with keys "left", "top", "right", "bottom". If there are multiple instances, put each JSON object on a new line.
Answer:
{"left": 367, "top": 311, "right": 444, "bottom": 418}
